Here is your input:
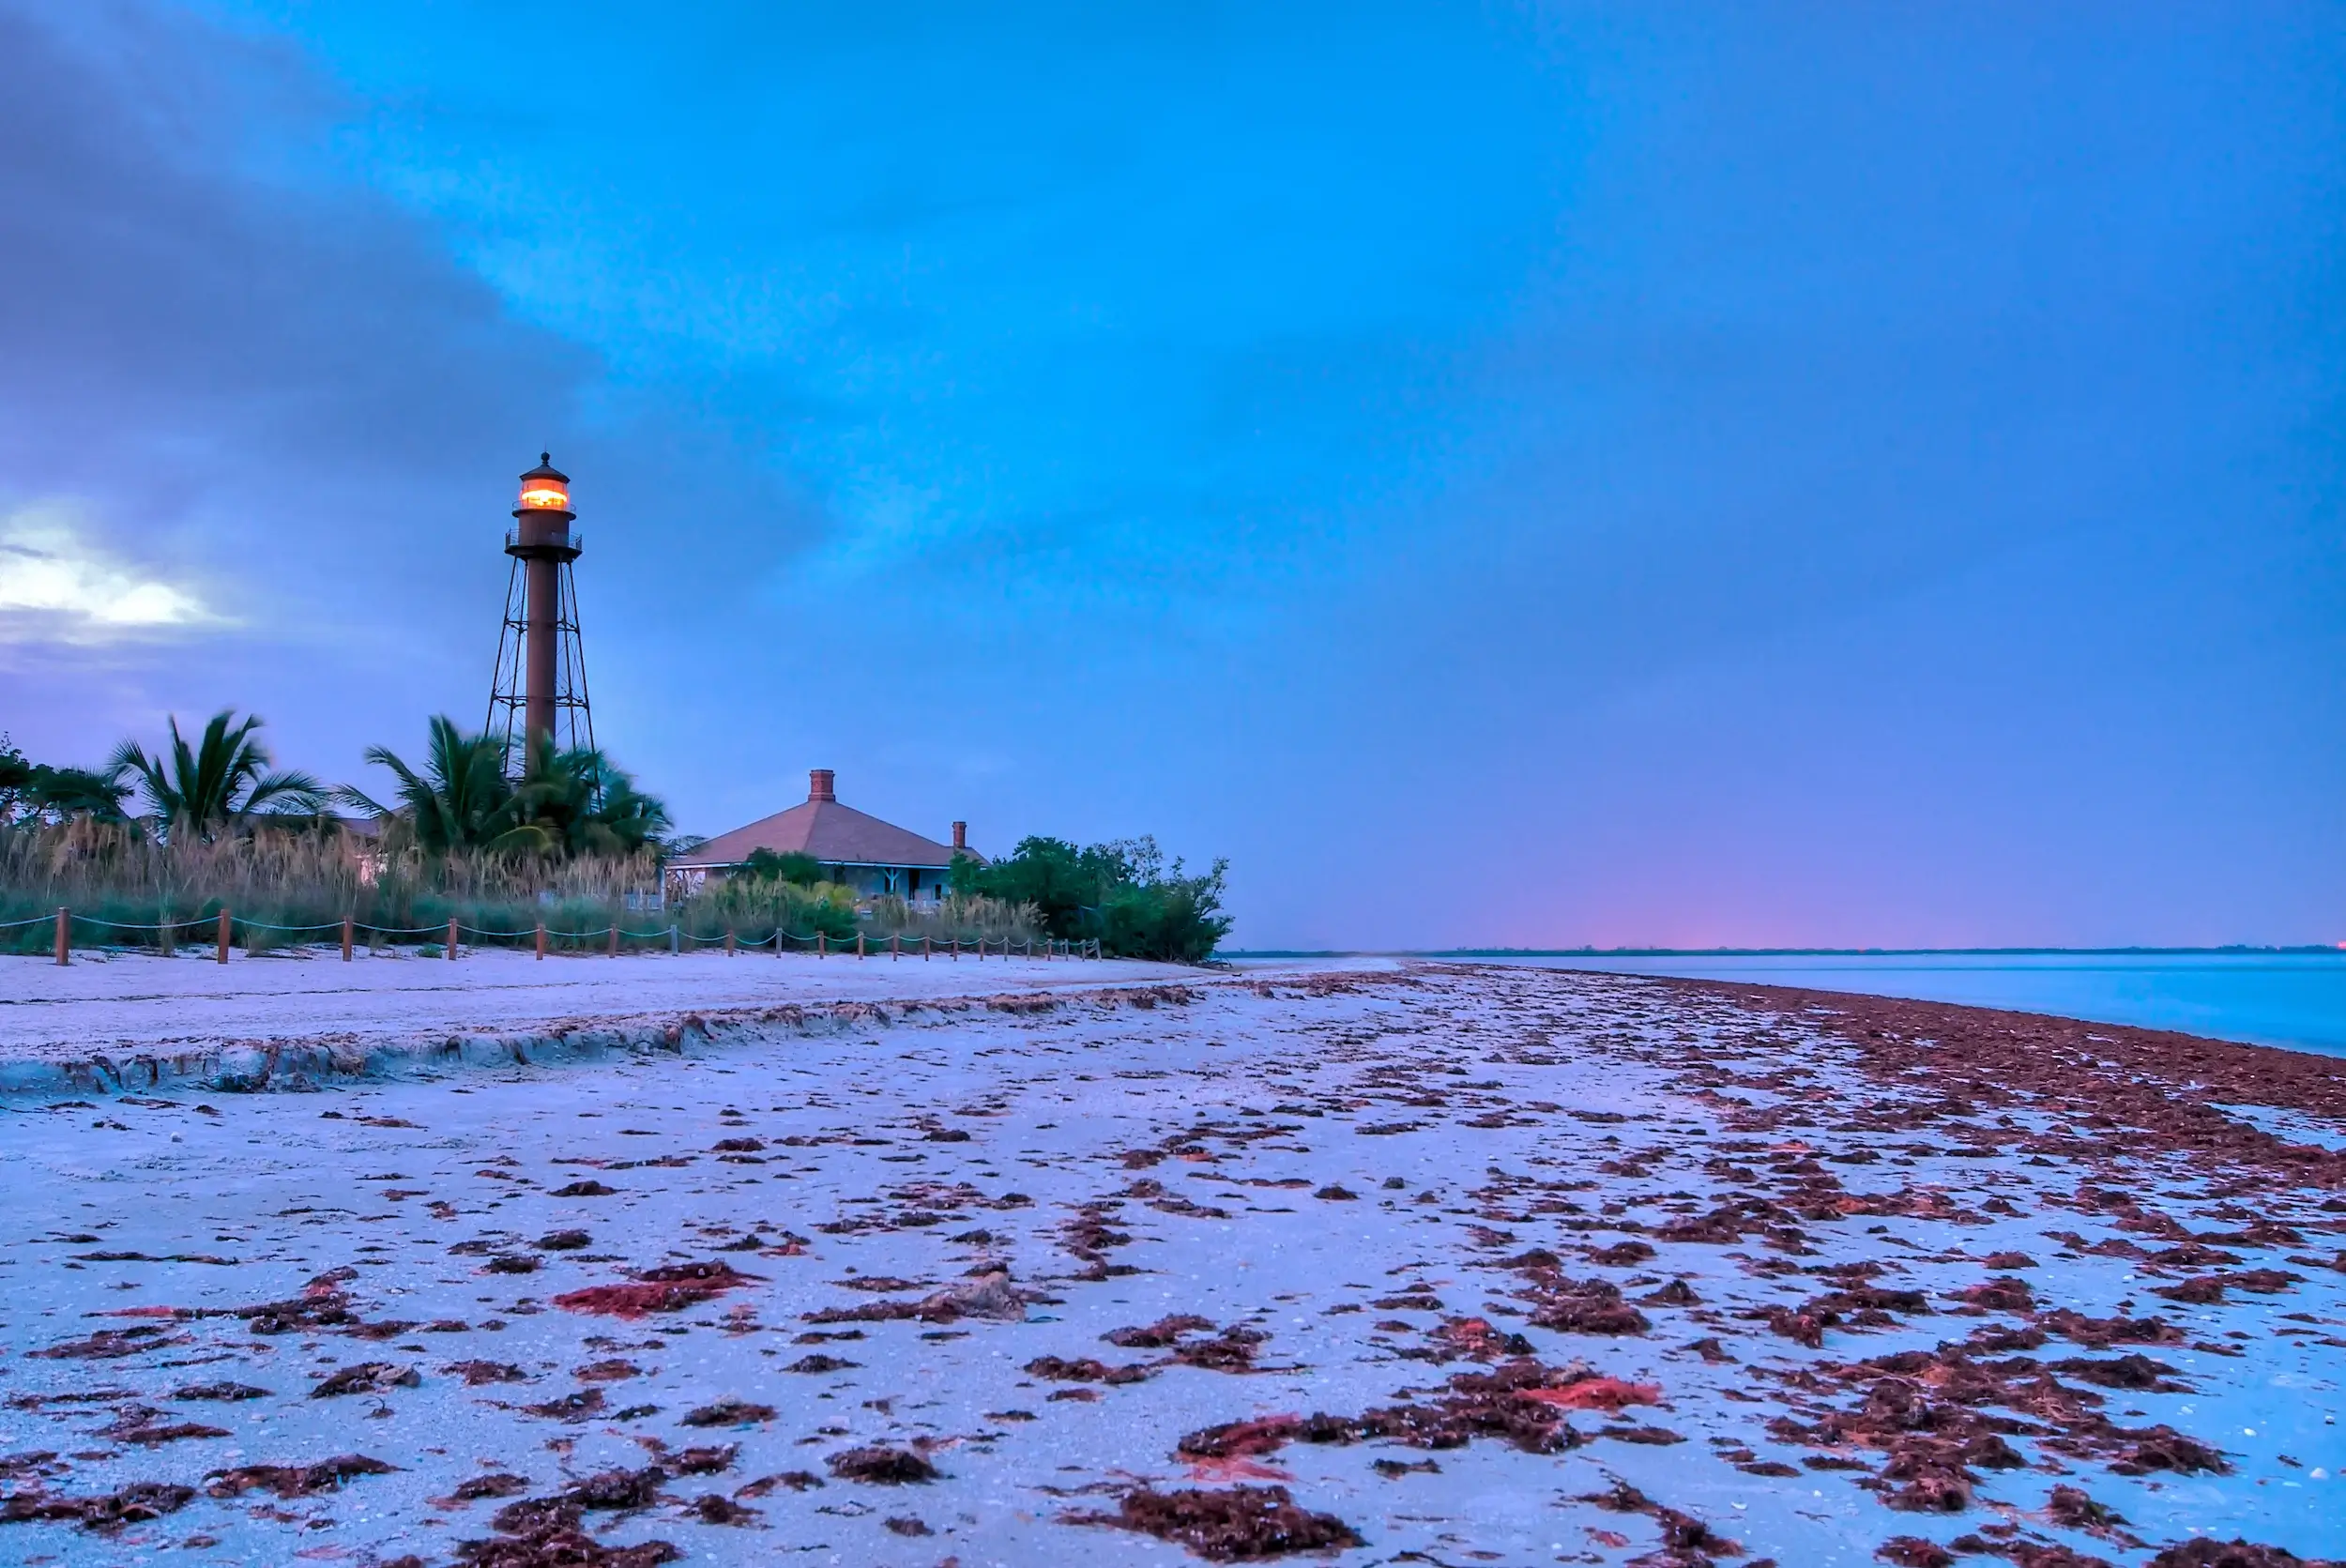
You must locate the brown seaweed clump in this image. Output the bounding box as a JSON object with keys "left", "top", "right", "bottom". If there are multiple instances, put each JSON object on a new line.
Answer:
{"left": 2147, "top": 1541, "right": 2333, "bottom": 1568}
{"left": 311, "top": 1362, "right": 420, "bottom": 1397}
{"left": 445, "top": 1473, "right": 531, "bottom": 1503}
{"left": 455, "top": 1496, "right": 679, "bottom": 1568}
{"left": 1507, "top": 1264, "right": 1652, "bottom": 1336}
{"left": 553, "top": 1260, "right": 760, "bottom": 1319}
{"left": 1105, "top": 1314, "right": 1217, "bottom": 1347}
{"left": 560, "top": 1467, "right": 669, "bottom": 1510}
{"left": 1026, "top": 1355, "right": 1150, "bottom": 1384}
{"left": 1173, "top": 1357, "right": 1620, "bottom": 1465}
{"left": 801, "top": 1270, "right": 1028, "bottom": 1325}
{"left": 521, "top": 1389, "right": 606, "bottom": 1423}
{"left": 688, "top": 1493, "right": 757, "bottom": 1525}
{"left": 1169, "top": 1325, "right": 1272, "bottom": 1372}
{"left": 827, "top": 1446, "right": 939, "bottom": 1484}
{"left": 204, "top": 1454, "right": 398, "bottom": 1499}
{"left": 678, "top": 1399, "right": 775, "bottom": 1428}
{"left": 0, "top": 1482, "right": 195, "bottom": 1531}
{"left": 27, "top": 1325, "right": 191, "bottom": 1360}
{"left": 173, "top": 1380, "right": 271, "bottom": 1401}
{"left": 1070, "top": 1484, "right": 1363, "bottom": 1560}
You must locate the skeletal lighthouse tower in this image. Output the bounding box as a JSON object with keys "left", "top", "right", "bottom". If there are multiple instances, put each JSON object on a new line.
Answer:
{"left": 486, "top": 453, "right": 594, "bottom": 766}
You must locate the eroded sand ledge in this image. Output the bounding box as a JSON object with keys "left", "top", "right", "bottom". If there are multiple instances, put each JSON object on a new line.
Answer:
{"left": 0, "top": 962, "right": 2339, "bottom": 1567}
{"left": 0, "top": 948, "right": 1230, "bottom": 1096}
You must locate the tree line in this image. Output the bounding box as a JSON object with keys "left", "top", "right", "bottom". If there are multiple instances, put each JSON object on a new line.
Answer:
{"left": 3, "top": 711, "right": 1233, "bottom": 963}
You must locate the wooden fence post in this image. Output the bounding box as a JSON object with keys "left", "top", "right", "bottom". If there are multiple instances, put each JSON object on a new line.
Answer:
{"left": 951, "top": 936, "right": 959, "bottom": 961}
{"left": 217, "top": 908, "right": 231, "bottom": 965}
{"left": 817, "top": 931, "right": 827, "bottom": 958}
{"left": 53, "top": 906, "right": 68, "bottom": 967}
{"left": 608, "top": 923, "right": 619, "bottom": 957}
{"left": 447, "top": 917, "right": 459, "bottom": 960}
{"left": 343, "top": 916, "right": 355, "bottom": 962}
{"left": 856, "top": 932, "right": 865, "bottom": 959}
{"left": 891, "top": 934, "right": 900, "bottom": 961}
{"left": 536, "top": 921, "right": 547, "bottom": 959}
{"left": 725, "top": 928, "right": 737, "bottom": 956}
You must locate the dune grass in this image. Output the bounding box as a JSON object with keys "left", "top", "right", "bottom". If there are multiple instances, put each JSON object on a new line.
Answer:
{"left": 0, "top": 820, "right": 1041, "bottom": 956}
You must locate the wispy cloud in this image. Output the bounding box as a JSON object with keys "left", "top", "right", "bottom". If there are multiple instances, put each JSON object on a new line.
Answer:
{"left": 0, "top": 501, "right": 224, "bottom": 642}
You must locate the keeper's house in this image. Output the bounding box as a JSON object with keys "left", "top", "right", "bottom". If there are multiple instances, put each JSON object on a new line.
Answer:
{"left": 665, "top": 769, "right": 974, "bottom": 906}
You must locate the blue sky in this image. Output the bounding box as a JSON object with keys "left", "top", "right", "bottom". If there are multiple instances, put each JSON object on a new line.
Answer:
{"left": 2, "top": 3, "right": 2340, "bottom": 948}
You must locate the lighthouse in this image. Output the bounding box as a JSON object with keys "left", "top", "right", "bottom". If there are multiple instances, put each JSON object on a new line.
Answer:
{"left": 486, "top": 452, "right": 594, "bottom": 765}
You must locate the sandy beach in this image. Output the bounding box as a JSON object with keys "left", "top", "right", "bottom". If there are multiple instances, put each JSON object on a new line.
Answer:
{"left": 0, "top": 947, "right": 1210, "bottom": 1089}
{"left": 0, "top": 959, "right": 2339, "bottom": 1568}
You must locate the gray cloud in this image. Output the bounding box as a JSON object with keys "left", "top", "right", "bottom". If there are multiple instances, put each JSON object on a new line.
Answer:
{"left": 0, "top": 3, "right": 816, "bottom": 770}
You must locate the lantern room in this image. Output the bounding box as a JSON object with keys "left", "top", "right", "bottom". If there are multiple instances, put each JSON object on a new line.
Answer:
{"left": 514, "top": 453, "right": 572, "bottom": 517}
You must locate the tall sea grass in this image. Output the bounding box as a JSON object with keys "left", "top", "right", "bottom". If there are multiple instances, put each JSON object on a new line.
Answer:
{"left": 864, "top": 893, "right": 1040, "bottom": 944}
{"left": 0, "top": 819, "right": 1041, "bottom": 955}
{"left": 0, "top": 819, "right": 660, "bottom": 955}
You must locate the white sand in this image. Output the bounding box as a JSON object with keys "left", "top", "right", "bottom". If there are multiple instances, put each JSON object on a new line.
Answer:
{"left": 0, "top": 963, "right": 2336, "bottom": 1567}
{"left": 0, "top": 946, "right": 1242, "bottom": 1068}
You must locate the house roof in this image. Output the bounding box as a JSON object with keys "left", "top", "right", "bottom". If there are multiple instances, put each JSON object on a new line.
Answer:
{"left": 670, "top": 772, "right": 966, "bottom": 871}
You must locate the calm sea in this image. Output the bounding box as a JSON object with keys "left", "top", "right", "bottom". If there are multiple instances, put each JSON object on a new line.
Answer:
{"left": 1441, "top": 951, "right": 2346, "bottom": 1059}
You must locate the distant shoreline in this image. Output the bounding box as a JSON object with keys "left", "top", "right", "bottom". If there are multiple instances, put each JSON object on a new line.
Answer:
{"left": 1224, "top": 947, "right": 2346, "bottom": 1058}
{"left": 1225, "top": 944, "right": 2346, "bottom": 957}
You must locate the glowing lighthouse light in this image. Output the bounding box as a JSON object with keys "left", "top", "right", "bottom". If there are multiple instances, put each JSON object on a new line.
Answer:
{"left": 515, "top": 453, "right": 571, "bottom": 513}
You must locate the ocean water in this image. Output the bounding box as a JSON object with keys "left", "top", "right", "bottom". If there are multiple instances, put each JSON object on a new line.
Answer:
{"left": 1459, "top": 951, "right": 2346, "bottom": 1058}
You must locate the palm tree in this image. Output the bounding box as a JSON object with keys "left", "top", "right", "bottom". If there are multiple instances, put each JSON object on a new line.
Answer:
{"left": 588, "top": 764, "right": 672, "bottom": 855}
{"left": 30, "top": 766, "right": 135, "bottom": 823}
{"left": 109, "top": 710, "right": 323, "bottom": 840}
{"left": 341, "top": 719, "right": 674, "bottom": 860}
{"left": 501, "top": 737, "right": 673, "bottom": 857}
{"left": 339, "top": 716, "right": 531, "bottom": 855}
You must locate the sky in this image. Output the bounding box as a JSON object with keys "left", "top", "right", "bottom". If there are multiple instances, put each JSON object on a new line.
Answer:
{"left": 2, "top": 1, "right": 2341, "bottom": 950}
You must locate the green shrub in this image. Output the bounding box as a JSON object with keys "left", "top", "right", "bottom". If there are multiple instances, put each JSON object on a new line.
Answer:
{"left": 958, "top": 833, "right": 1229, "bottom": 962}
{"left": 1102, "top": 868, "right": 1232, "bottom": 964}
{"left": 742, "top": 848, "right": 824, "bottom": 887}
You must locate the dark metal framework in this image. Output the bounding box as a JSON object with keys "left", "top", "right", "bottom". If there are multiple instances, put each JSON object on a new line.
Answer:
{"left": 485, "top": 546, "right": 594, "bottom": 766}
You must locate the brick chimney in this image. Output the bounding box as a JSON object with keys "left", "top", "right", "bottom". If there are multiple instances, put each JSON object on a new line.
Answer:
{"left": 809, "top": 769, "right": 835, "bottom": 802}
{"left": 952, "top": 820, "right": 967, "bottom": 851}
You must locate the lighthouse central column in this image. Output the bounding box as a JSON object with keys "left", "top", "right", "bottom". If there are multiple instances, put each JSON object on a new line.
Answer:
{"left": 526, "top": 554, "right": 559, "bottom": 754}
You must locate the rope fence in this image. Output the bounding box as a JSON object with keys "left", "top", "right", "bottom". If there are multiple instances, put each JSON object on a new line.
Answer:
{"left": 19, "top": 905, "right": 1104, "bottom": 967}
